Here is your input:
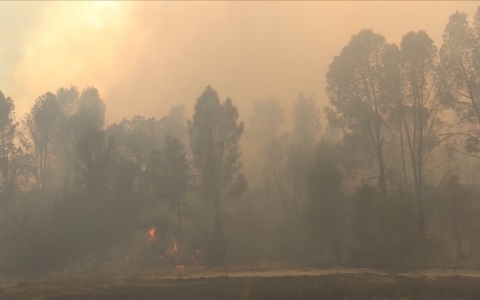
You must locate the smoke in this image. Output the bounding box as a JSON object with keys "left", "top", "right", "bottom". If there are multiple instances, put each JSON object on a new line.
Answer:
{"left": 1, "top": 1, "right": 478, "bottom": 123}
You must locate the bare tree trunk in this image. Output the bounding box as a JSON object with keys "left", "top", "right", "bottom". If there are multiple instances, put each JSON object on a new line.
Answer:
{"left": 377, "top": 146, "right": 387, "bottom": 197}
{"left": 461, "top": 64, "right": 480, "bottom": 125}
{"left": 270, "top": 155, "right": 291, "bottom": 218}
{"left": 453, "top": 216, "right": 464, "bottom": 260}
{"left": 177, "top": 196, "right": 183, "bottom": 241}
{"left": 40, "top": 133, "right": 49, "bottom": 199}
{"left": 417, "top": 91, "right": 425, "bottom": 237}
{"left": 264, "top": 177, "right": 274, "bottom": 232}
{"left": 399, "top": 119, "right": 408, "bottom": 185}
{"left": 326, "top": 194, "right": 341, "bottom": 265}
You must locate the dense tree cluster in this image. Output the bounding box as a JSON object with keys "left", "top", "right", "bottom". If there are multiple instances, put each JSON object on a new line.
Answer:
{"left": 2, "top": 7, "right": 480, "bottom": 275}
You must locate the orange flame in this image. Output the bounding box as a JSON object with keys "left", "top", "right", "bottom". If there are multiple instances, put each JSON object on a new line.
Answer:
{"left": 196, "top": 249, "right": 202, "bottom": 254}
{"left": 147, "top": 227, "right": 156, "bottom": 241}
{"left": 177, "top": 265, "right": 184, "bottom": 269}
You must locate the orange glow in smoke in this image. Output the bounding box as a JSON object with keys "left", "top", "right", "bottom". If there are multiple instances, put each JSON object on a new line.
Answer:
{"left": 147, "top": 227, "right": 156, "bottom": 241}
{"left": 167, "top": 238, "right": 178, "bottom": 253}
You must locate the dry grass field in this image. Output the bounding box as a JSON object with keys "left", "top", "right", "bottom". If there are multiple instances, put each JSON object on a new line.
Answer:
{"left": 2, "top": 267, "right": 480, "bottom": 299}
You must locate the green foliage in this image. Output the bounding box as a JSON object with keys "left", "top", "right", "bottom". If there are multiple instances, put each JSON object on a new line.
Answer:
{"left": 74, "top": 128, "right": 115, "bottom": 196}
{"left": 188, "top": 86, "right": 246, "bottom": 207}
{"left": 326, "top": 29, "right": 389, "bottom": 195}
{"left": 72, "top": 87, "right": 106, "bottom": 136}
{"left": 249, "top": 97, "right": 285, "bottom": 142}
{"left": 0, "top": 91, "right": 20, "bottom": 191}
{"left": 286, "top": 94, "right": 321, "bottom": 217}
{"left": 306, "top": 140, "right": 345, "bottom": 264}
{"left": 293, "top": 93, "right": 321, "bottom": 145}
{"left": 438, "top": 11, "right": 480, "bottom": 124}
{"left": 19, "top": 92, "right": 62, "bottom": 193}
{"left": 431, "top": 175, "right": 480, "bottom": 260}
{"left": 158, "top": 105, "right": 188, "bottom": 143}
{"left": 350, "top": 185, "right": 421, "bottom": 266}
{"left": 149, "top": 135, "right": 190, "bottom": 233}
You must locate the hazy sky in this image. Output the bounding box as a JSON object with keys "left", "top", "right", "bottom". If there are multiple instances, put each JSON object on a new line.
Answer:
{"left": 1, "top": 1, "right": 479, "bottom": 124}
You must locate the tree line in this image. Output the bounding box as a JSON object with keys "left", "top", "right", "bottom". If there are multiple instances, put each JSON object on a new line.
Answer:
{"left": 1, "top": 7, "right": 480, "bottom": 275}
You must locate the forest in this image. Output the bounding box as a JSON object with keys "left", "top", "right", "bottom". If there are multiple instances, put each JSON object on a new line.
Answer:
{"left": 2, "top": 7, "right": 480, "bottom": 277}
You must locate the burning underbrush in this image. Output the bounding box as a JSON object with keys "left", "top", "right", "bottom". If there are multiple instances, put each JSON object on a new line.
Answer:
{"left": 74, "top": 226, "right": 206, "bottom": 275}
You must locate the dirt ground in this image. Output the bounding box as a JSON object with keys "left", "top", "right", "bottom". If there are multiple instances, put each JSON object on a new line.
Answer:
{"left": 2, "top": 268, "right": 480, "bottom": 299}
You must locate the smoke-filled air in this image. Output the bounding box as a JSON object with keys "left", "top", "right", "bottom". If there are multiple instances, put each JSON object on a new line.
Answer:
{"left": 4, "top": 1, "right": 480, "bottom": 299}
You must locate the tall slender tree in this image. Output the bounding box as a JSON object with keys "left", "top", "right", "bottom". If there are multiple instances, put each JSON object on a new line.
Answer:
{"left": 74, "top": 128, "right": 115, "bottom": 196}
{"left": 307, "top": 140, "right": 344, "bottom": 264}
{"left": 188, "top": 86, "right": 246, "bottom": 266}
{"left": 149, "top": 135, "right": 190, "bottom": 237}
{"left": 402, "top": 31, "right": 440, "bottom": 235}
{"left": 382, "top": 43, "right": 409, "bottom": 185}
{"left": 20, "top": 92, "right": 61, "bottom": 195}
{"left": 326, "top": 29, "right": 389, "bottom": 196}
{"left": 287, "top": 93, "right": 321, "bottom": 217}
{"left": 71, "top": 87, "right": 106, "bottom": 142}
{"left": 438, "top": 11, "right": 480, "bottom": 126}
{"left": 0, "top": 91, "right": 20, "bottom": 225}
